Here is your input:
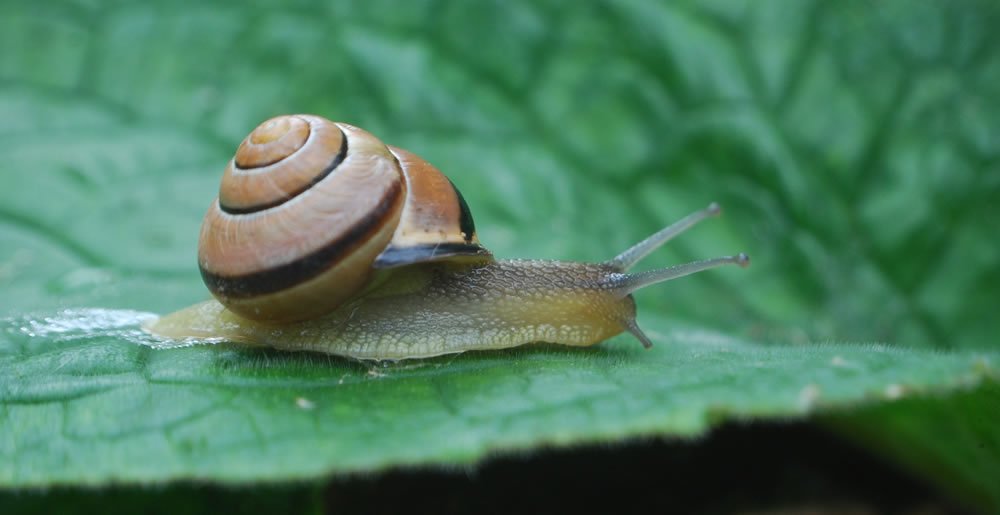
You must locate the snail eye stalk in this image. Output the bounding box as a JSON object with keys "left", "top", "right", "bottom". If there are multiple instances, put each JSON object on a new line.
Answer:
{"left": 608, "top": 202, "right": 723, "bottom": 271}
{"left": 602, "top": 202, "right": 750, "bottom": 293}
{"left": 614, "top": 254, "right": 750, "bottom": 294}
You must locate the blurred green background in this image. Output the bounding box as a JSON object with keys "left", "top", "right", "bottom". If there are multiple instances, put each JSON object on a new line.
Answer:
{"left": 1, "top": 0, "right": 999, "bottom": 512}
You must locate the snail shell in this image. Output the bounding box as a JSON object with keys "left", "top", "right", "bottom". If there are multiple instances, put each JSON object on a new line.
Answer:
{"left": 197, "top": 114, "right": 492, "bottom": 322}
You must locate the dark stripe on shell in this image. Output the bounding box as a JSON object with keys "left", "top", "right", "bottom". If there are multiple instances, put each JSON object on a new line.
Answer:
{"left": 219, "top": 128, "right": 349, "bottom": 215}
{"left": 201, "top": 179, "right": 403, "bottom": 298}
{"left": 373, "top": 242, "right": 492, "bottom": 269}
{"left": 447, "top": 178, "right": 476, "bottom": 243}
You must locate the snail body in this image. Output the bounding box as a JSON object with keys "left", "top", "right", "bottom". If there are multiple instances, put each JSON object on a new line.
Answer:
{"left": 146, "top": 114, "right": 748, "bottom": 360}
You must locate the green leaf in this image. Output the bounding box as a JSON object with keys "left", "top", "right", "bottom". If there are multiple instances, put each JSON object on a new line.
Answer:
{"left": 1, "top": 311, "right": 995, "bottom": 486}
{"left": 1, "top": 0, "right": 999, "bottom": 510}
{"left": 827, "top": 381, "right": 1000, "bottom": 510}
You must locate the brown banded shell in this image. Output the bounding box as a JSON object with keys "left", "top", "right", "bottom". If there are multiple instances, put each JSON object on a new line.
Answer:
{"left": 198, "top": 114, "right": 492, "bottom": 322}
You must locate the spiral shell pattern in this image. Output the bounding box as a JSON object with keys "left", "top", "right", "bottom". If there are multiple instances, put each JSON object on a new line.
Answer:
{"left": 197, "top": 114, "right": 490, "bottom": 322}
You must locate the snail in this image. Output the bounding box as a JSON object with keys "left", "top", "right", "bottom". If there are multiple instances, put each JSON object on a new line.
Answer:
{"left": 145, "top": 114, "right": 749, "bottom": 360}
